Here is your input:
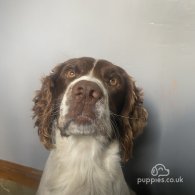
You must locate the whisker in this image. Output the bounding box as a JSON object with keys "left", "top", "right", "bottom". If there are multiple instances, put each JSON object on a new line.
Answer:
{"left": 110, "top": 112, "right": 129, "bottom": 119}
{"left": 110, "top": 118, "right": 121, "bottom": 140}
{"left": 110, "top": 112, "right": 145, "bottom": 120}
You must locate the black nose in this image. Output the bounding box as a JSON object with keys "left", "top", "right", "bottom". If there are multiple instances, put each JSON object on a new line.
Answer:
{"left": 72, "top": 80, "right": 103, "bottom": 102}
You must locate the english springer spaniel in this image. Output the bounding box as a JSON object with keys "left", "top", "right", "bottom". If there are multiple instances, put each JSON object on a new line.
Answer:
{"left": 33, "top": 57, "right": 148, "bottom": 195}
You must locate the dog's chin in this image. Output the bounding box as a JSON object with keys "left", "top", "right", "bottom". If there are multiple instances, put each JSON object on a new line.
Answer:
{"left": 59, "top": 117, "right": 96, "bottom": 137}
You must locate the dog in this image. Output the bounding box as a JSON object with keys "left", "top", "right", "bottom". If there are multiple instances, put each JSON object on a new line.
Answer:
{"left": 33, "top": 57, "right": 148, "bottom": 195}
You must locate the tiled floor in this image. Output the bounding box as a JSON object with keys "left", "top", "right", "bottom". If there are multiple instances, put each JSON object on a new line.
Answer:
{"left": 0, "top": 179, "right": 36, "bottom": 195}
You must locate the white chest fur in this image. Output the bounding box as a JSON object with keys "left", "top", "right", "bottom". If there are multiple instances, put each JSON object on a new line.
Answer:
{"left": 37, "top": 132, "right": 130, "bottom": 195}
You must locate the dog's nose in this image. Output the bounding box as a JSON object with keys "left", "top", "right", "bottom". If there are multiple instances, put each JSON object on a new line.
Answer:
{"left": 72, "top": 80, "right": 103, "bottom": 102}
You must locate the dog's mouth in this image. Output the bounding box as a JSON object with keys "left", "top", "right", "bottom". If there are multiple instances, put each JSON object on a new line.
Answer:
{"left": 61, "top": 96, "right": 98, "bottom": 127}
{"left": 58, "top": 111, "right": 96, "bottom": 136}
{"left": 63, "top": 114, "right": 94, "bottom": 127}
{"left": 75, "top": 114, "right": 94, "bottom": 124}
{"left": 58, "top": 99, "right": 112, "bottom": 138}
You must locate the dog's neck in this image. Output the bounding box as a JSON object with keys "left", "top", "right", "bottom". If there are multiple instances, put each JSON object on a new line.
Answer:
{"left": 56, "top": 134, "right": 111, "bottom": 160}
{"left": 37, "top": 130, "right": 129, "bottom": 195}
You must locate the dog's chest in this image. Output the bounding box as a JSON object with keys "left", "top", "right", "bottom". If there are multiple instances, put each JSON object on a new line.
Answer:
{"left": 38, "top": 135, "right": 125, "bottom": 195}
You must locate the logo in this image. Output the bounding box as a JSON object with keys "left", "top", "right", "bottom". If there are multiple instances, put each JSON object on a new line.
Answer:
{"left": 137, "top": 163, "right": 183, "bottom": 185}
{"left": 151, "top": 163, "right": 170, "bottom": 177}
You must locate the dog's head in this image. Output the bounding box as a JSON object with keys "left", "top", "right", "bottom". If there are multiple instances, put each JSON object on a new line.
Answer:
{"left": 33, "top": 57, "right": 148, "bottom": 161}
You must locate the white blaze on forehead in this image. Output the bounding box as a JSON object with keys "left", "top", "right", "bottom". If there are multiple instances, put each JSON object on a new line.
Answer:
{"left": 89, "top": 59, "right": 99, "bottom": 76}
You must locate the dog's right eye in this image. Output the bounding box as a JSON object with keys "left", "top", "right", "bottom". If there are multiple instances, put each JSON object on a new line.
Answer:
{"left": 109, "top": 78, "right": 118, "bottom": 86}
{"left": 65, "top": 69, "right": 76, "bottom": 79}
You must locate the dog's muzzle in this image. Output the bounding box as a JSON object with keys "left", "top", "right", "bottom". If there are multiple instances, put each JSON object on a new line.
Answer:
{"left": 59, "top": 80, "right": 105, "bottom": 135}
{"left": 70, "top": 80, "right": 103, "bottom": 124}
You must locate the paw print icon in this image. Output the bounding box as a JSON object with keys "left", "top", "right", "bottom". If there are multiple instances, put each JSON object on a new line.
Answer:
{"left": 151, "top": 164, "right": 170, "bottom": 177}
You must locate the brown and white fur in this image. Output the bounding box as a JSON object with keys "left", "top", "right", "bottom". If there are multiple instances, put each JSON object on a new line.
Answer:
{"left": 33, "top": 57, "right": 148, "bottom": 195}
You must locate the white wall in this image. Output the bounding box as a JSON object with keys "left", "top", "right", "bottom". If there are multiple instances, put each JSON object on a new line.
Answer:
{"left": 1, "top": 0, "right": 195, "bottom": 194}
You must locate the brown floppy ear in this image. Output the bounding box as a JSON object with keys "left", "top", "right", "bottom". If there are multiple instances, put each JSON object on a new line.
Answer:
{"left": 120, "top": 76, "right": 148, "bottom": 162}
{"left": 33, "top": 74, "right": 55, "bottom": 150}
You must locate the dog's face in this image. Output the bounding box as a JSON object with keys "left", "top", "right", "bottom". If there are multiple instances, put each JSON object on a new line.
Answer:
{"left": 33, "top": 57, "right": 148, "bottom": 161}
{"left": 58, "top": 59, "right": 128, "bottom": 138}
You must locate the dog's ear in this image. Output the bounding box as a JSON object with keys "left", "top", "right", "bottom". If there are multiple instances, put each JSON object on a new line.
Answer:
{"left": 120, "top": 76, "right": 148, "bottom": 162}
{"left": 33, "top": 66, "right": 61, "bottom": 149}
{"left": 33, "top": 75, "right": 54, "bottom": 149}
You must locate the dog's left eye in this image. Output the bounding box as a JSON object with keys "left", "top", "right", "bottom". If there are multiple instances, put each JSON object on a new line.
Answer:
{"left": 109, "top": 78, "right": 118, "bottom": 86}
{"left": 66, "top": 70, "right": 76, "bottom": 79}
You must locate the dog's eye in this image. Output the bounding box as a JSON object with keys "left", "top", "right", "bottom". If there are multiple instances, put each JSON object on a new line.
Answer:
{"left": 109, "top": 78, "right": 118, "bottom": 86}
{"left": 66, "top": 70, "right": 76, "bottom": 79}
